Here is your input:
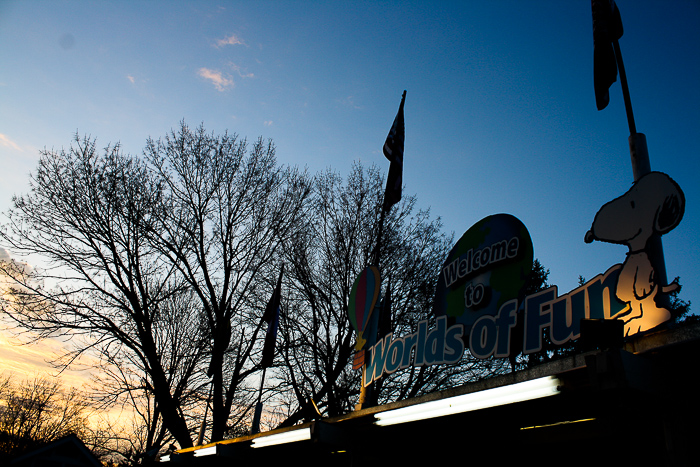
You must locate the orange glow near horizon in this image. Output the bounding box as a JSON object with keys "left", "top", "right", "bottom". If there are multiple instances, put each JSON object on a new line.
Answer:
{"left": 1, "top": 250, "right": 94, "bottom": 390}
{"left": 0, "top": 328, "right": 95, "bottom": 390}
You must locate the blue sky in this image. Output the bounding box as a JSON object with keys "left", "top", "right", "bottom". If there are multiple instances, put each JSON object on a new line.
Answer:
{"left": 1, "top": 0, "right": 699, "bottom": 326}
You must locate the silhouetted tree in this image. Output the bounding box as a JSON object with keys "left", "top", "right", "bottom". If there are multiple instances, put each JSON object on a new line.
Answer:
{"left": 144, "top": 123, "right": 311, "bottom": 441}
{"left": 0, "top": 135, "right": 199, "bottom": 449}
{"left": 668, "top": 277, "right": 693, "bottom": 325}
{"left": 0, "top": 123, "right": 311, "bottom": 447}
{"left": 0, "top": 375, "right": 90, "bottom": 459}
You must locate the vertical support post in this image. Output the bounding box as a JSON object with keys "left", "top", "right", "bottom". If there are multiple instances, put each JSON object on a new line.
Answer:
{"left": 613, "top": 39, "right": 636, "bottom": 136}
{"left": 358, "top": 194, "right": 388, "bottom": 410}
{"left": 356, "top": 291, "right": 381, "bottom": 410}
{"left": 629, "top": 133, "right": 651, "bottom": 181}
{"left": 251, "top": 367, "right": 267, "bottom": 434}
{"left": 196, "top": 379, "right": 214, "bottom": 445}
{"left": 629, "top": 133, "right": 670, "bottom": 305}
{"left": 615, "top": 37, "right": 671, "bottom": 307}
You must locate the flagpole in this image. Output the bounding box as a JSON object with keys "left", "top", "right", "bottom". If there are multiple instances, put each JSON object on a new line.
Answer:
{"left": 251, "top": 367, "right": 266, "bottom": 434}
{"left": 359, "top": 206, "right": 387, "bottom": 409}
{"left": 612, "top": 38, "right": 636, "bottom": 136}
{"left": 196, "top": 379, "right": 214, "bottom": 445}
{"left": 373, "top": 89, "right": 405, "bottom": 269}
{"left": 368, "top": 277, "right": 392, "bottom": 406}
{"left": 372, "top": 199, "right": 388, "bottom": 268}
{"left": 356, "top": 303, "right": 379, "bottom": 409}
{"left": 607, "top": 12, "right": 670, "bottom": 308}
{"left": 251, "top": 264, "right": 284, "bottom": 433}
{"left": 358, "top": 91, "right": 405, "bottom": 410}
{"left": 612, "top": 40, "right": 652, "bottom": 182}
{"left": 612, "top": 41, "right": 670, "bottom": 305}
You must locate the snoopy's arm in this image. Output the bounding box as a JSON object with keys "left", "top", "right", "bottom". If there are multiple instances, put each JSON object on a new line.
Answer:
{"left": 661, "top": 279, "right": 681, "bottom": 295}
{"left": 632, "top": 261, "right": 656, "bottom": 301}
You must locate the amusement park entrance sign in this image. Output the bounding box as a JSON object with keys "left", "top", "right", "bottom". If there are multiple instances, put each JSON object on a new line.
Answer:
{"left": 363, "top": 263, "right": 626, "bottom": 386}
{"left": 362, "top": 172, "right": 685, "bottom": 386}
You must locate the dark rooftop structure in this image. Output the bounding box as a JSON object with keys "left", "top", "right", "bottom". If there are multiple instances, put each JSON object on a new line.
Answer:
{"left": 10, "top": 433, "right": 101, "bottom": 467}
{"left": 164, "top": 321, "right": 700, "bottom": 467}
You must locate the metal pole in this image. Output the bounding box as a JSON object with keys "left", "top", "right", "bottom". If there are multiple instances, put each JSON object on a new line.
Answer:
{"left": 614, "top": 39, "right": 671, "bottom": 306}
{"left": 251, "top": 367, "right": 267, "bottom": 434}
{"left": 357, "top": 200, "right": 389, "bottom": 410}
{"left": 196, "top": 380, "right": 214, "bottom": 446}
{"left": 612, "top": 38, "right": 636, "bottom": 136}
{"left": 356, "top": 294, "right": 381, "bottom": 409}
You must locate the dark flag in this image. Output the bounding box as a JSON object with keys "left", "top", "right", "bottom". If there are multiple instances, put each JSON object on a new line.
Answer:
{"left": 592, "top": 0, "right": 624, "bottom": 110}
{"left": 379, "top": 279, "right": 392, "bottom": 338}
{"left": 383, "top": 91, "right": 406, "bottom": 211}
{"left": 261, "top": 266, "right": 284, "bottom": 368}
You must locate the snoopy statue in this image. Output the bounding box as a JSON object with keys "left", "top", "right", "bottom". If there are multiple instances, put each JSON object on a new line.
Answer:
{"left": 585, "top": 171, "right": 685, "bottom": 336}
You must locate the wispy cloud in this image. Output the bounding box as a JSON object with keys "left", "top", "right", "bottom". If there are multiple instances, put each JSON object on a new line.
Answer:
{"left": 230, "top": 62, "right": 254, "bottom": 79}
{"left": 127, "top": 75, "right": 135, "bottom": 84}
{"left": 216, "top": 33, "right": 246, "bottom": 48}
{"left": 0, "top": 248, "right": 33, "bottom": 288}
{"left": 198, "top": 68, "right": 234, "bottom": 91}
{"left": 0, "top": 133, "right": 22, "bottom": 151}
{"left": 341, "top": 96, "right": 363, "bottom": 110}
{"left": 264, "top": 121, "right": 273, "bottom": 127}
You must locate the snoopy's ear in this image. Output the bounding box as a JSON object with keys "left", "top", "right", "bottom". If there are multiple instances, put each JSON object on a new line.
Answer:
{"left": 655, "top": 192, "right": 684, "bottom": 234}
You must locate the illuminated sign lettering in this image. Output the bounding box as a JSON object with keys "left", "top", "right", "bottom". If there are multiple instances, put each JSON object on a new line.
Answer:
{"left": 363, "top": 316, "right": 464, "bottom": 387}
{"left": 363, "top": 264, "right": 627, "bottom": 386}
{"left": 442, "top": 237, "right": 520, "bottom": 288}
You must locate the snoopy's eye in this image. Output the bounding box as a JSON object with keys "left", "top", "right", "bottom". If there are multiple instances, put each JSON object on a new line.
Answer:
{"left": 630, "top": 200, "right": 636, "bottom": 208}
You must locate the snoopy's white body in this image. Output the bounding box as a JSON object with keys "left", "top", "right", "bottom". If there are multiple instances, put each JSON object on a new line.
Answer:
{"left": 616, "top": 251, "right": 669, "bottom": 335}
{"left": 585, "top": 172, "right": 684, "bottom": 337}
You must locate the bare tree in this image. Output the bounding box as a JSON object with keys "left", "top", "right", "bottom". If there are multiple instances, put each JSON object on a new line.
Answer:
{"left": 275, "top": 163, "right": 480, "bottom": 426}
{"left": 1, "top": 124, "right": 312, "bottom": 445}
{"left": 90, "top": 286, "right": 209, "bottom": 456}
{"left": 142, "top": 122, "right": 311, "bottom": 441}
{"left": 0, "top": 374, "right": 90, "bottom": 458}
{"left": 0, "top": 135, "right": 206, "bottom": 449}
{"left": 1, "top": 122, "right": 313, "bottom": 445}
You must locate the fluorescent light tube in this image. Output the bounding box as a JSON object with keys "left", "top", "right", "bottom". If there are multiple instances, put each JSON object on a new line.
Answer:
{"left": 193, "top": 445, "right": 217, "bottom": 457}
{"left": 375, "top": 376, "right": 561, "bottom": 426}
{"left": 251, "top": 427, "right": 311, "bottom": 448}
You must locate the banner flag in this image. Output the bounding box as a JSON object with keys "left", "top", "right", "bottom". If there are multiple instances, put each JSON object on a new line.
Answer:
{"left": 261, "top": 266, "right": 284, "bottom": 368}
{"left": 592, "top": 0, "right": 624, "bottom": 110}
{"left": 383, "top": 91, "right": 406, "bottom": 211}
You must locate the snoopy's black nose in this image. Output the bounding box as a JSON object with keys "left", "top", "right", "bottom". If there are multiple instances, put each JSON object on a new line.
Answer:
{"left": 584, "top": 231, "right": 595, "bottom": 243}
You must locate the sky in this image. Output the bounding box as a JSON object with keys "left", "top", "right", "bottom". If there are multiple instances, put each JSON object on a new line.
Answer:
{"left": 1, "top": 0, "right": 699, "bottom": 383}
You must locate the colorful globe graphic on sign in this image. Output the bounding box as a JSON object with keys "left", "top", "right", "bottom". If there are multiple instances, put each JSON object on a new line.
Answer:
{"left": 433, "top": 214, "right": 533, "bottom": 333}
{"left": 348, "top": 266, "right": 381, "bottom": 351}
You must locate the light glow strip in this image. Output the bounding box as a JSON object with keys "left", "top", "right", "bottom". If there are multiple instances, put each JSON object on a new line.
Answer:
{"left": 520, "top": 417, "right": 596, "bottom": 430}
{"left": 251, "top": 427, "right": 311, "bottom": 448}
{"left": 374, "top": 376, "right": 561, "bottom": 426}
{"left": 193, "top": 445, "right": 217, "bottom": 457}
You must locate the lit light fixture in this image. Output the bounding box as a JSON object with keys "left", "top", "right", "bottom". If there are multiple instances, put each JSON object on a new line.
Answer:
{"left": 520, "top": 417, "right": 596, "bottom": 430}
{"left": 251, "top": 427, "right": 312, "bottom": 448}
{"left": 193, "top": 445, "right": 217, "bottom": 457}
{"left": 374, "top": 376, "right": 561, "bottom": 426}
